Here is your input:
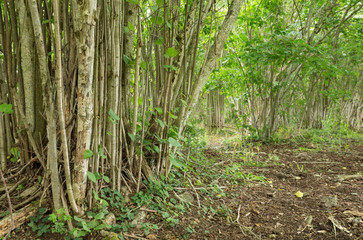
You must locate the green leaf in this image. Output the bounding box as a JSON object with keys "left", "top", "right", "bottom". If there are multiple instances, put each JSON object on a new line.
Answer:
{"left": 16, "top": 129, "right": 24, "bottom": 133}
{"left": 181, "top": 100, "right": 187, "bottom": 106}
{"left": 141, "top": 61, "right": 147, "bottom": 70}
{"left": 94, "top": 212, "right": 104, "bottom": 220}
{"left": 87, "top": 220, "right": 99, "bottom": 229}
{"left": 166, "top": 21, "right": 172, "bottom": 29}
{"left": 71, "top": 229, "right": 87, "bottom": 238}
{"left": 123, "top": 27, "right": 130, "bottom": 33}
{"left": 162, "top": 65, "right": 178, "bottom": 71}
{"left": 168, "top": 137, "right": 181, "bottom": 147}
{"left": 156, "top": 0, "right": 164, "bottom": 6}
{"left": 155, "top": 107, "right": 163, "bottom": 114}
{"left": 98, "top": 145, "right": 107, "bottom": 159}
{"left": 126, "top": 0, "right": 138, "bottom": 4}
{"left": 74, "top": 216, "right": 83, "bottom": 222}
{"left": 109, "top": 108, "right": 120, "bottom": 121}
{"left": 165, "top": 47, "right": 178, "bottom": 57}
{"left": 127, "top": 22, "right": 135, "bottom": 31}
{"left": 84, "top": 149, "right": 94, "bottom": 159}
{"left": 155, "top": 118, "right": 165, "bottom": 128}
{"left": 170, "top": 156, "right": 185, "bottom": 170}
{"left": 94, "top": 223, "right": 111, "bottom": 231}
{"left": 0, "top": 104, "right": 13, "bottom": 114}
{"left": 168, "top": 111, "right": 178, "bottom": 119}
{"left": 155, "top": 39, "right": 163, "bottom": 45}
{"left": 153, "top": 145, "right": 160, "bottom": 153}
{"left": 87, "top": 171, "right": 97, "bottom": 183}
{"left": 156, "top": 17, "right": 163, "bottom": 25}
{"left": 128, "top": 133, "right": 136, "bottom": 141}
{"left": 123, "top": 54, "right": 132, "bottom": 64}
{"left": 38, "top": 208, "right": 47, "bottom": 215}
{"left": 138, "top": 96, "right": 143, "bottom": 105}
{"left": 102, "top": 175, "right": 110, "bottom": 183}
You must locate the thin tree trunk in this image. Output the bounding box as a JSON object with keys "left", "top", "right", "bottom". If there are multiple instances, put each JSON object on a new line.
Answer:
{"left": 180, "top": 0, "right": 244, "bottom": 132}
{"left": 72, "top": 0, "right": 98, "bottom": 207}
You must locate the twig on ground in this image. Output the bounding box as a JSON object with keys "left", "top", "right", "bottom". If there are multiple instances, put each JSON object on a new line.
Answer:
{"left": 5, "top": 157, "right": 37, "bottom": 182}
{"left": 13, "top": 190, "right": 42, "bottom": 210}
{"left": 328, "top": 215, "right": 350, "bottom": 236}
{"left": 298, "top": 162, "right": 337, "bottom": 164}
{"left": 123, "top": 233, "right": 148, "bottom": 239}
{"left": 0, "top": 177, "right": 27, "bottom": 202}
{"left": 0, "top": 168, "right": 14, "bottom": 240}
{"left": 187, "top": 178, "right": 201, "bottom": 208}
{"left": 236, "top": 204, "right": 241, "bottom": 223}
{"left": 139, "top": 207, "right": 157, "bottom": 213}
{"left": 237, "top": 224, "right": 247, "bottom": 236}
{"left": 174, "top": 186, "right": 227, "bottom": 190}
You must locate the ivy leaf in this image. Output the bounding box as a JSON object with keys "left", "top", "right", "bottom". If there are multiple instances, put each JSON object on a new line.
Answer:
{"left": 84, "top": 149, "right": 94, "bottom": 159}
{"left": 165, "top": 47, "right": 178, "bottom": 58}
{"left": 168, "top": 137, "right": 181, "bottom": 147}
{"left": 87, "top": 171, "right": 97, "bottom": 183}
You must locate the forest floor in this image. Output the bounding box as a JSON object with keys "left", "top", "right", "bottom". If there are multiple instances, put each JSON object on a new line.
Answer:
{"left": 147, "top": 135, "right": 363, "bottom": 240}
{"left": 2, "top": 130, "right": 363, "bottom": 240}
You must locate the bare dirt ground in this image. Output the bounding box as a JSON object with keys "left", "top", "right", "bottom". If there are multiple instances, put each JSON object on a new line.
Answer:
{"left": 151, "top": 139, "right": 363, "bottom": 240}
{"left": 2, "top": 137, "right": 363, "bottom": 240}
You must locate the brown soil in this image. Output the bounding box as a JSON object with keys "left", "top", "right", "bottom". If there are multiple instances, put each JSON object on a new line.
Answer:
{"left": 146, "top": 140, "right": 363, "bottom": 240}
{"left": 3, "top": 139, "right": 362, "bottom": 240}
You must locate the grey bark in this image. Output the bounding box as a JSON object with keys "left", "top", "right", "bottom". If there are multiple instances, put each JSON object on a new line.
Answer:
{"left": 72, "top": 0, "right": 98, "bottom": 206}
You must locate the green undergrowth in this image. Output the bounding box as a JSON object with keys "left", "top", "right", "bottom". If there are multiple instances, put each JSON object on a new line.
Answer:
{"left": 25, "top": 138, "right": 271, "bottom": 239}
{"left": 24, "top": 123, "right": 362, "bottom": 239}
{"left": 273, "top": 124, "right": 363, "bottom": 152}
{"left": 215, "top": 123, "right": 362, "bottom": 152}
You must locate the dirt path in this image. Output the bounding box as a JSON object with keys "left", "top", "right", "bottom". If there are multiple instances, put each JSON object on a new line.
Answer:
{"left": 154, "top": 140, "right": 363, "bottom": 240}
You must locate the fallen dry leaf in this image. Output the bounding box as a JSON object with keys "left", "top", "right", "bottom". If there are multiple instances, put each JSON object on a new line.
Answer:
{"left": 147, "top": 234, "right": 157, "bottom": 240}
{"left": 295, "top": 191, "right": 304, "bottom": 198}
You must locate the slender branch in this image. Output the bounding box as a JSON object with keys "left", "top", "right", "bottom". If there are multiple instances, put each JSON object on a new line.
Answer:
{"left": 0, "top": 168, "right": 14, "bottom": 240}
